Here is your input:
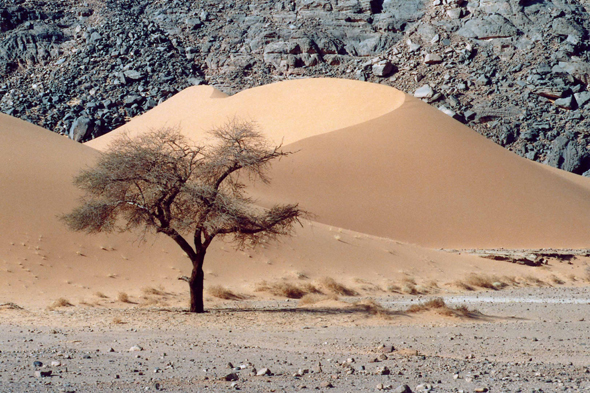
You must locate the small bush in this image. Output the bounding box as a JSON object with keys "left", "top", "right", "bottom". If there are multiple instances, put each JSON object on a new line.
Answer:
{"left": 117, "top": 292, "right": 131, "bottom": 303}
{"left": 406, "top": 298, "right": 478, "bottom": 318}
{"left": 465, "top": 274, "right": 497, "bottom": 290}
{"left": 94, "top": 291, "right": 109, "bottom": 298}
{"left": 298, "top": 293, "right": 338, "bottom": 306}
{"left": 318, "top": 277, "right": 358, "bottom": 296}
{"left": 48, "top": 298, "right": 73, "bottom": 310}
{"left": 255, "top": 281, "right": 307, "bottom": 299}
{"left": 141, "top": 286, "right": 165, "bottom": 296}
{"left": 206, "top": 285, "right": 245, "bottom": 300}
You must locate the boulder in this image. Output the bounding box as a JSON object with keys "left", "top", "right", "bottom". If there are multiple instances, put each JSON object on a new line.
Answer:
{"left": 457, "top": 15, "right": 518, "bottom": 39}
{"left": 414, "top": 84, "right": 434, "bottom": 98}
{"left": 69, "top": 117, "right": 93, "bottom": 142}
{"left": 372, "top": 60, "right": 394, "bottom": 77}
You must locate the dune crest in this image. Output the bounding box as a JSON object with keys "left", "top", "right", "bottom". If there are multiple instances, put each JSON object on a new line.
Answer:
{"left": 86, "top": 78, "right": 406, "bottom": 149}
{"left": 88, "top": 78, "right": 590, "bottom": 249}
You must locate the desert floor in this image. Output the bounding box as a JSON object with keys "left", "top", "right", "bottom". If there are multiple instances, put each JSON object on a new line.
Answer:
{"left": 1, "top": 286, "right": 589, "bottom": 393}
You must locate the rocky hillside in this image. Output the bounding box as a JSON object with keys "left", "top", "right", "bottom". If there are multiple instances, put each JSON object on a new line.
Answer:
{"left": 1, "top": 0, "right": 590, "bottom": 174}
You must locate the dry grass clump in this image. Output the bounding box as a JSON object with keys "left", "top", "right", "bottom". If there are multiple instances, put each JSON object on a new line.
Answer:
{"left": 255, "top": 281, "right": 308, "bottom": 299}
{"left": 48, "top": 298, "right": 74, "bottom": 310}
{"left": 406, "top": 298, "right": 478, "bottom": 318}
{"left": 206, "top": 285, "right": 246, "bottom": 300}
{"left": 141, "top": 286, "right": 166, "bottom": 296}
{"left": 464, "top": 274, "right": 497, "bottom": 289}
{"left": 584, "top": 266, "right": 590, "bottom": 282}
{"left": 298, "top": 293, "right": 339, "bottom": 306}
{"left": 112, "top": 316, "right": 124, "bottom": 324}
{"left": 521, "top": 275, "right": 547, "bottom": 287}
{"left": 117, "top": 292, "right": 131, "bottom": 303}
{"left": 550, "top": 274, "right": 566, "bottom": 285}
{"left": 318, "top": 277, "right": 358, "bottom": 296}
{"left": 352, "top": 298, "right": 389, "bottom": 317}
{"left": 94, "top": 291, "right": 108, "bottom": 299}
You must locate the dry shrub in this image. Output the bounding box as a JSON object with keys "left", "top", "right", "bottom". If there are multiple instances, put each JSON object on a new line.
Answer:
{"left": 142, "top": 286, "right": 165, "bottom": 296}
{"left": 117, "top": 292, "right": 131, "bottom": 303}
{"left": 550, "top": 275, "right": 565, "bottom": 285}
{"left": 112, "top": 317, "right": 124, "bottom": 324}
{"left": 140, "top": 296, "right": 166, "bottom": 307}
{"left": 206, "top": 285, "right": 245, "bottom": 300}
{"left": 298, "top": 293, "right": 339, "bottom": 307}
{"left": 407, "top": 297, "right": 446, "bottom": 313}
{"left": 386, "top": 283, "right": 402, "bottom": 293}
{"left": 522, "top": 275, "right": 547, "bottom": 287}
{"left": 352, "top": 298, "right": 388, "bottom": 316}
{"left": 48, "top": 298, "right": 73, "bottom": 310}
{"left": 465, "top": 274, "right": 497, "bottom": 290}
{"left": 255, "top": 281, "right": 307, "bottom": 299}
{"left": 318, "top": 277, "right": 358, "bottom": 296}
{"left": 584, "top": 266, "right": 590, "bottom": 282}
{"left": 406, "top": 298, "right": 478, "bottom": 318}
{"left": 94, "top": 291, "right": 108, "bottom": 299}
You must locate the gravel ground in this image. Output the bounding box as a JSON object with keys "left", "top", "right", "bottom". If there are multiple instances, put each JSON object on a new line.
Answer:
{"left": 1, "top": 287, "right": 590, "bottom": 392}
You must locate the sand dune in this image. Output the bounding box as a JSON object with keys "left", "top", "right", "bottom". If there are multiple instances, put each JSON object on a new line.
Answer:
{"left": 88, "top": 78, "right": 590, "bottom": 249}
{"left": 3, "top": 112, "right": 541, "bottom": 309}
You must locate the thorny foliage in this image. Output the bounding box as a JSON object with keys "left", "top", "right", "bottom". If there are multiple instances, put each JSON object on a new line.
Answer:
{"left": 62, "top": 120, "right": 305, "bottom": 258}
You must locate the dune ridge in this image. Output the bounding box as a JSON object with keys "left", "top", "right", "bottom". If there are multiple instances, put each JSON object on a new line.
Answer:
{"left": 88, "top": 78, "right": 590, "bottom": 249}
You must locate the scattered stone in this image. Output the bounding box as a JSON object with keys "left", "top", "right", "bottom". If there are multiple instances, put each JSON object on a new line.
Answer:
{"left": 34, "top": 370, "right": 52, "bottom": 378}
{"left": 554, "top": 96, "right": 573, "bottom": 109}
{"left": 414, "top": 85, "right": 434, "bottom": 99}
{"left": 424, "top": 54, "right": 443, "bottom": 64}
{"left": 393, "top": 385, "right": 413, "bottom": 393}
{"left": 33, "top": 361, "right": 43, "bottom": 367}
{"left": 256, "top": 368, "right": 272, "bottom": 376}
{"left": 374, "top": 366, "right": 391, "bottom": 375}
{"left": 320, "top": 381, "right": 334, "bottom": 388}
{"left": 223, "top": 373, "right": 239, "bottom": 381}
{"left": 129, "top": 345, "right": 143, "bottom": 352}
{"left": 51, "top": 361, "right": 61, "bottom": 367}
{"left": 372, "top": 60, "right": 394, "bottom": 77}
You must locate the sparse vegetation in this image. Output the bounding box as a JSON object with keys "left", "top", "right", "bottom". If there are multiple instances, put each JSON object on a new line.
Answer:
{"left": 48, "top": 298, "right": 73, "bottom": 310}
{"left": 117, "top": 292, "right": 131, "bottom": 303}
{"left": 298, "top": 293, "right": 339, "bottom": 306}
{"left": 94, "top": 291, "right": 108, "bottom": 298}
{"left": 256, "top": 281, "right": 308, "bottom": 299}
{"left": 318, "top": 277, "right": 357, "bottom": 296}
{"left": 62, "top": 123, "right": 305, "bottom": 313}
{"left": 206, "top": 285, "right": 245, "bottom": 300}
{"left": 406, "top": 298, "right": 479, "bottom": 318}
{"left": 112, "top": 317, "right": 124, "bottom": 324}
{"left": 142, "top": 286, "right": 165, "bottom": 296}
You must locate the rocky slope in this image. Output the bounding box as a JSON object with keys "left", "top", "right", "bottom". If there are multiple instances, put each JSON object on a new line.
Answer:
{"left": 1, "top": 0, "right": 590, "bottom": 174}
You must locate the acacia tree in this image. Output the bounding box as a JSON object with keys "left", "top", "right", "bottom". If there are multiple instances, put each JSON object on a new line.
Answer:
{"left": 62, "top": 121, "right": 304, "bottom": 313}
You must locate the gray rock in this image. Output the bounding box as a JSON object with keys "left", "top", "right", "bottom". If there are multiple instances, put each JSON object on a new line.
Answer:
{"left": 574, "top": 91, "right": 590, "bottom": 108}
{"left": 372, "top": 60, "right": 394, "bottom": 77}
{"left": 123, "top": 70, "right": 144, "bottom": 81}
{"left": 424, "top": 54, "right": 442, "bottom": 64}
{"left": 374, "top": 366, "right": 390, "bottom": 375}
{"left": 554, "top": 96, "right": 573, "bottom": 109}
{"left": 129, "top": 345, "right": 143, "bottom": 352}
{"left": 559, "top": 61, "right": 590, "bottom": 85}
{"left": 438, "top": 105, "right": 456, "bottom": 118}
{"left": 457, "top": 15, "right": 518, "bottom": 39}
{"left": 414, "top": 84, "right": 434, "bottom": 99}
{"left": 223, "top": 373, "right": 239, "bottom": 381}
{"left": 446, "top": 8, "right": 462, "bottom": 19}
{"left": 34, "top": 370, "right": 52, "bottom": 378}
{"left": 69, "top": 117, "right": 93, "bottom": 142}
{"left": 256, "top": 367, "right": 271, "bottom": 376}
{"left": 393, "top": 385, "right": 413, "bottom": 393}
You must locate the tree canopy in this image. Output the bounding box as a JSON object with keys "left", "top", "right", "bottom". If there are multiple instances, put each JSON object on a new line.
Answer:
{"left": 62, "top": 120, "right": 305, "bottom": 312}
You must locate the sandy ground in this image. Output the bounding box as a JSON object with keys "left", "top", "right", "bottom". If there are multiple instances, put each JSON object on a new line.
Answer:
{"left": 1, "top": 286, "right": 590, "bottom": 393}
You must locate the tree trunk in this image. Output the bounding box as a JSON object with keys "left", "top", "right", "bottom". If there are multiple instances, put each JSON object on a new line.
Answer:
{"left": 189, "top": 251, "right": 206, "bottom": 313}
